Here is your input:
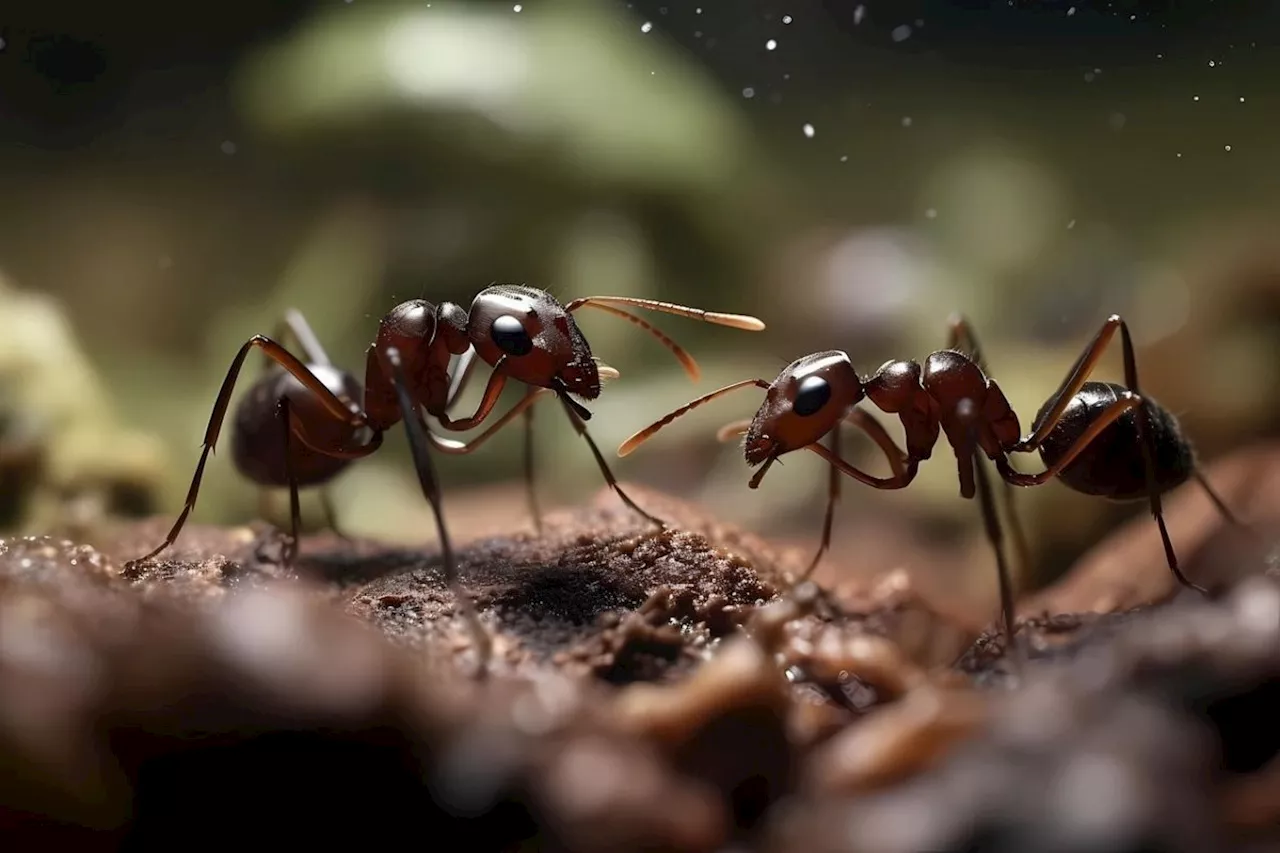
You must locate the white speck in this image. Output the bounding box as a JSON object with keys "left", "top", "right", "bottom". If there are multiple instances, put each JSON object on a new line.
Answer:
{"left": 901, "top": 116, "right": 913, "bottom": 127}
{"left": 854, "top": 5, "right": 866, "bottom": 25}
{"left": 802, "top": 123, "right": 815, "bottom": 138}
{"left": 925, "top": 208, "right": 937, "bottom": 219}
{"left": 1067, "top": 219, "right": 1076, "bottom": 229}
{"left": 0, "top": 37, "right": 7, "bottom": 51}
{"left": 1067, "top": 6, "right": 1075, "bottom": 15}
{"left": 765, "top": 38, "right": 778, "bottom": 50}
{"left": 782, "top": 14, "right": 793, "bottom": 24}
{"left": 1225, "top": 144, "right": 1232, "bottom": 152}
{"left": 1208, "top": 60, "right": 1216, "bottom": 67}
{"left": 1176, "top": 152, "right": 1183, "bottom": 158}
{"left": 1240, "top": 96, "right": 1246, "bottom": 103}
{"left": 693, "top": 30, "right": 703, "bottom": 37}
{"left": 742, "top": 87, "right": 755, "bottom": 98}
{"left": 1193, "top": 95, "right": 1200, "bottom": 101}
{"left": 695, "top": 7, "right": 702, "bottom": 13}
{"left": 513, "top": 3, "right": 521, "bottom": 10}
{"left": 1156, "top": 53, "right": 1163, "bottom": 59}
{"left": 891, "top": 24, "right": 912, "bottom": 42}
{"left": 641, "top": 21, "right": 653, "bottom": 33}
{"left": 839, "top": 154, "right": 849, "bottom": 162}
{"left": 220, "top": 140, "right": 237, "bottom": 155}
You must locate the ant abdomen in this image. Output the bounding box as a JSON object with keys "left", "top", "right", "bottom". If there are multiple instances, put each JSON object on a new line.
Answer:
{"left": 1036, "top": 380, "right": 1194, "bottom": 501}
{"left": 231, "top": 366, "right": 365, "bottom": 488}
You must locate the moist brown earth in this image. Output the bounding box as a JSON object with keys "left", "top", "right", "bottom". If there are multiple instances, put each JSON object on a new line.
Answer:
{"left": 1, "top": 466, "right": 1278, "bottom": 852}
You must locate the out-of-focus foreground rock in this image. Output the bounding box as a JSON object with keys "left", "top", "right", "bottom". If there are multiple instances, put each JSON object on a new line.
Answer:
{"left": 0, "top": 473, "right": 1277, "bottom": 851}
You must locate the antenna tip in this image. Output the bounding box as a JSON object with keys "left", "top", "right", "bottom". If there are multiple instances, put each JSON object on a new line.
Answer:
{"left": 710, "top": 313, "right": 766, "bottom": 331}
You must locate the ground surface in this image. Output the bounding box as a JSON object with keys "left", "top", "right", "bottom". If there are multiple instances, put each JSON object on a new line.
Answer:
{"left": 0, "top": 479, "right": 1277, "bottom": 852}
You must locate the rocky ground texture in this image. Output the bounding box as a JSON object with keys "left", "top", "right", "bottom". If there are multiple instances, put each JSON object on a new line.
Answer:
{"left": 1, "top": 462, "right": 1278, "bottom": 851}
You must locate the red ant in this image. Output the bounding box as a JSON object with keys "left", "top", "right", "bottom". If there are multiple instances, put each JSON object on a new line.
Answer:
{"left": 128, "top": 285, "right": 764, "bottom": 675}
{"left": 619, "top": 314, "right": 1242, "bottom": 646}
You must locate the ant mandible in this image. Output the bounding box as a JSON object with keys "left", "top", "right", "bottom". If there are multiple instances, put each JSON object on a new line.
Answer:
{"left": 129, "top": 284, "right": 764, "bottom": 676}
{"left": 618, "top": 313, "right": 1242, "bottom": 647}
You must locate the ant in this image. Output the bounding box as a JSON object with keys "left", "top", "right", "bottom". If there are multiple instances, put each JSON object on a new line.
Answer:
{"left": 128, "top": 285, "right": 763, "bottom": 676}
{"left": 619, "top": 313, "right": 1242, "bottom": 647}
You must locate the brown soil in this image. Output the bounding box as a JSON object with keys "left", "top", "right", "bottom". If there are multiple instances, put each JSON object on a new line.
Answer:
{"left": 1, "top": 473, "right": 1277, "bottom": 852}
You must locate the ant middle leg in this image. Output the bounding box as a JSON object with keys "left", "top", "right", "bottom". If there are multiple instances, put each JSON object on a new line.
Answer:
{"left": 956, "top": 399, "right": 1019, "bottom": 648}
{"left": 130, "top": 336, "right": 368, "bottom": 565}
{"left": 946, "top": 313, "right": 1032, "bottom": 589}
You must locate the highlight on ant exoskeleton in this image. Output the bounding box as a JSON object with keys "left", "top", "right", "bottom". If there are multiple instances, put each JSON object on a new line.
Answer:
{"left": 127, "top": 284, "right": 765, "bottom": 675}
{"left": 618, "top": 313, "right": 1244, "bottom": 648}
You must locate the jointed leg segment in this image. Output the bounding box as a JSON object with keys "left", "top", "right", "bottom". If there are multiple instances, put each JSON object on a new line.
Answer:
{"left": 132, "top": 335, "right": 371, "bottom": 565}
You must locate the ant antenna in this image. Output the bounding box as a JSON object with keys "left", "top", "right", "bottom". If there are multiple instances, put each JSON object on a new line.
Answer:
{"left": 617, "top": 378, "right": 769, "bottom": 457}
{"left": 567, "top": 296, "right": 765, "bottom": 382}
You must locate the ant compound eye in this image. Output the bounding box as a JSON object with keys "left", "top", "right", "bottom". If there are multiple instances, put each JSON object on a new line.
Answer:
{"left": 793, "top": 375, "right": 832, "bottom": 417}
{"left": 491, "top": 314, "right": 534, "bottom": 356}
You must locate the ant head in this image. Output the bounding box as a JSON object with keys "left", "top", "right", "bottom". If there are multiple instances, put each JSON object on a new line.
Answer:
{"left": 468, "top": 284, "right": 600, "bottom": 400}
{"left": 744, "top": 351, "right": 863, "bottom": 465}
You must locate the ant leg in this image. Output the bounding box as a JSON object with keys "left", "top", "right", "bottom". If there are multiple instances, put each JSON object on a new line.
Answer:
{"left": 1007, "top": 315, "right": 1208, "bottom": 595}
{"left": 436, "top": 366, "right": 508, "bottom": 432}
{"left": 997, "top": 392, "right": 1209, "bottom": 595}
{"left": 445, "top": 347, "right": 480, "bottom": 413}
{"left": 522, "top": 390, "right": 543, "bottom": 534}
{"left": 801, "top": 425, "right": 842, "bottom": 581}
{"left": 558, "top": 395, "right": 667, "bottom": 529}
{"left": 946, "top": 313, "right": 1032, "bottom": 593}
{"left": 130, "top": 336, "right": 366, "bottom": 565}
{"left": 271, "top": 309, "right": 332, "bottom": 367}
{"left": 957, "top": 398, "right": 1019, "bottom": 649}
{"left": 280, "top": 397, "right": 303, "bottom": 570}
{"left": 973, "top": 452, "right": 1017, "bottom": 648}
{"left": 1193, "top": 469, "right": 1247, "bottom": 528}
{"left": 382, "top": 346, "right": 491, "bottom": 678}
{"left": 803, "top": 429, "right": 917, "bottom": 490}
{"left": 425, "top": 389, "right": 553, "bottom": 455}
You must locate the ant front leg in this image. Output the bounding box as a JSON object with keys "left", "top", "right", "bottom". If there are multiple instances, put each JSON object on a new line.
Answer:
{"left": 131, "top": 336, "right": 364, "bottom": 566}
{"left": 382, "top": 346, "right": 491, "bottom": 678}
{"left": 558, "top": 395, "right": 666, "bottom": 529}
{"left": 799, "top": 410, "right": 917, "bottom": 582}
{"left": 804, "top": 425, "right": 842, "bottom": 581}
{"left": 1003, "top": 314, "right": 1211, "bottom": 595}
{"left": 427, "top": 387, "right": 553, "bottom": 534}
{"left": 436, "top": 360, "right": 509, "bottom": 432}
{"left": 521, "top": 390, "right": 542, "bottom": 533}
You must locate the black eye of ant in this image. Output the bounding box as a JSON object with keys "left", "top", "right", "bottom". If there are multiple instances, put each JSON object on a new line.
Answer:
{"left": 793, "top": 375, "right": 831, "bottom": 416}
{"left": 491, "top": 314, "right": 534, "bottom": 356}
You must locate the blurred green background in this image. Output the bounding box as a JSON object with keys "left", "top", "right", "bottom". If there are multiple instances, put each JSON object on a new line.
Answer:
{"left": 2, "top": 0, "right": 1279, "bottom": 606}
